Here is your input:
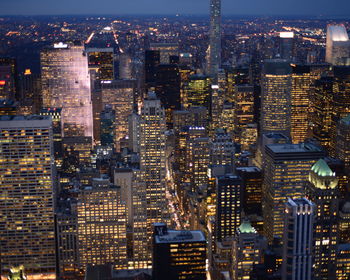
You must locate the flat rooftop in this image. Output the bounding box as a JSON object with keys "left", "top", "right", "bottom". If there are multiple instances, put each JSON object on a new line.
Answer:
{"left": 155, "top": 230, "right": 206, "bottom": 244}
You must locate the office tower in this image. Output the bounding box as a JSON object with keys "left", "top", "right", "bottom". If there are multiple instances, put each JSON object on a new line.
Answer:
{"left": 0, "top": 116, "right": 56, "bottom": 278}
{"left": 56, "top": 198, "right": 79, "bottom": 279}
{"left": 114, "top": 167, "right": 150, "bottom": 269}
{"left": 173, "top": 107, "right": 208, "bottom": 132}
{"left": 0, "top": 57, "right": 16, "bottom": 100}
{"left": 331, "top": 67, "right": 350, "bottom": 153}
{"left": 155, "top": 64, "right": 181, "bottom": 126}
{"left": 210, "top": 128, "right": 235, "bottom": 167}
{"left": 86, "top": 48, "right": 114, "bottom": 80}
{"left": 306, "top": 159, "right": 339, "bottom": 280}
{"left": 77, "top": 185, "right": 127, "bottom": 271}
{"left": 220, "top": 101, "right": 235, "bottom": 134}
{"left": 208, "top": 0, "right": 221, "bottom": 78}
{"left": 281, "top": 198, "right": 315, "bottom": 280}
{"left": 325, "top": 24, "right": 350, "bottom": 66}
{"left": 41, "top": 43, "right": 93, "bottom": 137}
{"left": 335, "top": 114, "right": 350, "bottom": 170}
{"left": 187, "top": 127, "right": 210, "bottom": 193}
{"left": 18, "top": 69, "right": 42, "bottom": 114}
{"left": 279, "top": 32, "right": 295, "bottom": 60}
{"left": 241, "top": 124, "right": 258, "bottom": 151}
{"left": 262, "top": 143, "right": 324, "bottom": 243}
{"left": 211, "top": 84, "right": 224, "bottom": 131}
{"left": 310, "top": 76, "right": 333, "bottom": 151}
{"left": 184, "top": 75, "right": 211, "bottom": 113}
{"left": 231, "top": 220, "right": 266, "bottom": 280}
{"left": 336, "top": 244, "right": 350, "bottom": 280}
{"left": 339, "top": 202, "right": 350, "bottom": 243}
{"left": 99, "top": 79, "right": 135, "bottom": 151}
{"left": 216, "top": 175, "right": 242, "bottom": 242}
{"left": 261, "top": 59, "right": 292, "bottom": 137}
{"left": 290, "top": 65, "right": 313, "bottom": 144}
{"left": 140, "top": 93, "right": 168, "bottom": 230}
{"left": 119, "top": 53, "right": 132, "bottom": 79}
{"left": 145, "top": 50, "right": 160, "bottom": 87}
{"left": 234, "top": 84, "right": 255, "bottom": 143}
{"left": 150, "top": 43, "right": 179, "bottom": 64}
{"left": 236, "top": 167, "right": 262, "bottom": 216}
{"left": 152, "top": 223, "right": 206, "bottom": 280}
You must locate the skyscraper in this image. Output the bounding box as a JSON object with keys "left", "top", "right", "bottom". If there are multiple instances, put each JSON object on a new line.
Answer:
{"left": 152, "top": 223, "right": 207, "bottom": 280}
{"left": 261, "top": 59, "right": 292, "bottom": 137}
{"left": 306, "top": 159, "right": 339, "bottom": 280}
{"left": 262, "top": 143, "right": 324, "bottom": 243}
{"left": 325, "top": 24, "right": 350, "bottom": 66}
{"left": 335, "top": 114, "right": 350, "bottom": 170}
{"left": 282, "top": 198, "right": 315, "bottom": 280}
{"left": 0, "top": 116, "right": 56, "bottom": 278}
{"left": 0, "top": 57, "right": 16, "bottom": 100}
{"left": 77, "top": 185, "right": 127, "bottom": 271}
{"left": 139, "top": 93, "right": 168, "bottom": 233}
{"left": 216, "top": 175, "right": 242, "bottom": 242}
{"left": 208, "top": 0, "right": 221, "bottom": 78}
{"left": 41, "top": 43, "right": 93, "bottom": 137}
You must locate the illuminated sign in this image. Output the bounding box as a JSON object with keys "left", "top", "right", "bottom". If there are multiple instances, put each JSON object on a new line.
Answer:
{"left": 280, "top": 32, "right": 294, "bottom": 38}
{"left": 54, "top": 42, "right": 68, "bottom": 49}
{"left": 0, "top": 81, "right": 6, "bottom": 86}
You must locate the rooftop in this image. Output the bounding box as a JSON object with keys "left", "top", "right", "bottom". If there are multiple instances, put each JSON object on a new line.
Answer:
{"left": 238, "top": 220, "right": 257, "bottom": 234}
{"left": 311, "top": 159, "right": 335, "bottom": 177}
{"left": 155, "top": 229, "right": 206, "bottom": 244}
{"left": 328, "top": 24, "right": 349, "bottom": 42}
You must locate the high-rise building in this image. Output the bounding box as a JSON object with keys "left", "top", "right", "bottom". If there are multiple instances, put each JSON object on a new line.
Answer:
{"left": 41, "top": 43, "right": 93, "bottom": 137}
{"left": 128, "top": 112, "right": 140, "bottom": 153}
{"left": 310, "top": 76, "right": 334, "bottom": 152}
{"left": 155, "top": 64, "right": 181, "bottom": 126}
{"left": 306, "top": 159, "right": 339, "bottom": 280}
{"left": 231, "top": 220, "right": 266, "bottom": 280}
{"left": 184, "top": 75, "right": 211, "bottom": 114}
{"left": 100, "top": 106, "right": 115, "bottom": 147}
{"left": 339, "top": 202, "right": 350, "bottom": 243}
{"left": 77, "top": 185, "right": 127, "bottom": 271}
{"left": 261, "top": 59, "right": 292, "bottom": 137}
{"left": 335, "top": 114, "right": 350, "bottom": 170}
{"left": 208, "top": 0, "right": 221, "bottom": 78}
{"left": 336, "top": 244, "right": 350, "bottom": 280}
{"left": 139, "top": 93, "right": 168, "bottom": 232}
{"left": 279, "top": 32, "right": 295, "bottom": 61}
{"left": 290, "top": 65, "right": 313, "bottom": 144}
{"left": 216, "top": 175, "right": 242, "bottom": 242}
{"left": 236, "top": 167, "right": 262, "bottom": 216}
{"left": 152, "top": 223, "right": 206, "bottom": 280}
{"left": 18, "top": 69, "right": 42, "bottom": 114}
{"left": 86, "top": 48, "right": 114, "bottom": 80}
{"left": 0, "top": 57, "right": 16, "bottom": 100}
{"left": 145, "top": 50, "right": 160, "bottom": 87}
{"left": 263, "top": 143, "right": 324, "bottom": 243}
{"left": 210, "top": 129, "right": 235, "bottom": 167}
{"left": 150, "top": 43, "right": 179, "bottom": 65}
{"left": 282, "top": 198, "right": 315, "bottom": 280}
{"left": 99, "top": 79, "right": 135, "bottom": 151}
{"left": 325, "top": 24, "right": 350, "bottom": 66}
{"left": 0, "top": 116, "right": 56, "bottom": 278}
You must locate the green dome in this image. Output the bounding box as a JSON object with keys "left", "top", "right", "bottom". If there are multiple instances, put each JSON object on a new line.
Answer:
{"left": 311, "top": 159, "right": 335, "bottom": 177}
{"left": 238, "top": 220, "right": 257, "bottom": 234}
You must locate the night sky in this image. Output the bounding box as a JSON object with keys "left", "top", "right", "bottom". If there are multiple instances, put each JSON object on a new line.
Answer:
{"left": 1, "top": 0, "right": 350, "bottom": 16}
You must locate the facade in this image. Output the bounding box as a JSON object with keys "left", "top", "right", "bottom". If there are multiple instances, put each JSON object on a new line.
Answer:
{"left": 210, "top": 129, "right": 235, "bottom": 167}
{"left": 336, "top": 244, "right": 350, "bottom": 280}
{"left": 77, "top": 186, "right": 127, "bottom": 271}
{"left": 325, "top": 24, "right": 350, "bottom": 66}
{"left": 262, "top": 143, "right": 324, "bottom": 243}
{"left": 306, "top": 159, "right": 339, "bottom": 280}
{"left": 231, "top": 220, "right": 266, "bottom": 280}
{"left": 0, "top": 116, "right": 56, "bottom": 278}
{"left": 261, "top": 59, "right": 292, "bottom": 137}
{"left": 335, "top": 114, "right": 350, "bottom": 170}
{"left": 150, "top": 43, "right": 179, "bottom": 64}
{"left": 282, "top": 198, "right": 315, "bottom": 280}
{"left": 152, "top": 223, "right": 206, "bottom": 280}
{"left": 290, "top": 65, "right": 313, "bottom": 144}
{"left": 139, "top": 93, "right": 168, "bottom": 234}
{"left": 216, "top": 175, "right": 242, "bottom": 242}
{"left": 86, "top": 47, "right": 114, "bottom": 80}
{"left": 0, "top": 57, "right": 16, "bottom": 100}
{"left": 41, "top": 44, "right": 93, "bottom": 137}
{"left": 99, "top": 79, "right": 135, "bottom": 151}
{"left": 208, "top": 0, "right": 221, "bottom": 78}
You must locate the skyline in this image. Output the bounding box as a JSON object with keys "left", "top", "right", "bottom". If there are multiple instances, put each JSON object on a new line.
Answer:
{"left": 2, "top": 0, "right": 350, "bottom": 17}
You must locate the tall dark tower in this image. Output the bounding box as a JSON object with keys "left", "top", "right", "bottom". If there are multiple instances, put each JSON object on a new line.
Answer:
{"left": 208, "top": 0, "right": 221, "bottom": 79}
